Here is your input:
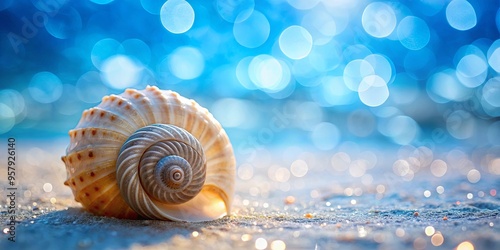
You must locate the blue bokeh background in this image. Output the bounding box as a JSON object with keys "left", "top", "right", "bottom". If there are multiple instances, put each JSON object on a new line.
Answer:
{"left": 1, "top": 0, "right": 500, "bottom": 154}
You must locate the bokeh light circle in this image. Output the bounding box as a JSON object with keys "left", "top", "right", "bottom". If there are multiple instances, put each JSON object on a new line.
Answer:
{"left": 343, "top": 59, "right": 374, "bottom": 91}
{"left": 287, "top": 0, "right": 320, "bottom": 10}
{"left": 482, "top": 77, "right": 500, "bottom": 107}
{"left": 426, "top": 69, "right": 472, "bottom": 103}
{"left": 100, "top": 55, "right": 143, "bottom": 89}
{"left": 236, "top": 56, "right": 257, "bottom": 90}
{"left": 249, "top": 55, "right": 282, "bottom": 90}
{"left": 314, "top": 76, "right": 356, "bottom": 106}
{"left": 419, "top": 0, "right": 447, "bottom": 16}
{"left": 430, "top": 160, "right": 448, "bottom": 177}
{"left": 385, "top": 115, "right": 419, "bottom": 145}
{"left": 122, "top": 39, "right": 152, "bottom": 65}
{"left": 292, "top": 58, "right": 320, "bottom": 87}
{"left": 160, "top": 0, "right": 195, "bottom": 34}
{"left": 0, "top": 89, "right": 25, "bottom": 116}
{"left": 76, "top": 71, "right": 109, "bottom": 103}
{"left": 301, "top": 9, "right": 336, "bottom": 45}
{"left": 308, "top": 41, "right": 342, "bottom": 72}
{"left": 233, "top": 10, "right": 270, "bottom": 48}
{"left": 364, "top": 53, "right": 394, "bottom": 84}
{"left": 322, "top": 8, "right": 350, "bottom": 36}
{"left": 211, "top": 98, "right": 254, "bottom": 128}
{"left": 248, "top": 55, "right": 290, "bottom": 93}
{"left": 290, "top": 159, "right": 308, "bottom": 177}
{"left": 358, "top": 75, "right": 389, "bottom": 107}
{"left": 0, "top": 104, "right": 15, "bottom": 134}
{"left": 446, "top": 110, "right": 475, "bottom": 139}
{"left": 279, "top": 25, "right": 313, "bottom": 60}
{"left": 141, "top": 0, "right": 163, "bottom": 15}
{"left": 467, "top": 169, "right": 481, "bottom": 183}
{"left": 456, "top": 54, "right": 487, "bottom": 88}
{"left": 397, "top": 16, "right": 430, "bottom": 50}
{"left": 311, "top": 122, "right": 341, "bottom": 150}
{"left": 446, "top": 0, "right": 477, "bottom": 31}
{"left": 45, "top": 7, "right": 82, "bottom": 39}
{"left": 28, "top": 71, "right": 63, "bottom": 103}
{"left": 272, "top": 60, "right": 292, "bottom": 94}
{"left": 168, "top": 46, "right": 205, "bottom": 80}
{"left": 487, "top": 40, "right": 500, "bottom": 73}
{"left": 362, "top": 2, "right": 397, "bottom": 38}
{"left": 91, "top": 38, "right": 123, "bottom": 70}
{"left": 216, "top": 0, "right": 254, "bottom": 23}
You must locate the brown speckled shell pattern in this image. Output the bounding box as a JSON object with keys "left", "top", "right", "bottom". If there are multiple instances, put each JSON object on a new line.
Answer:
{"left": 61, "top": 86, "right": 235, "bottom": 221}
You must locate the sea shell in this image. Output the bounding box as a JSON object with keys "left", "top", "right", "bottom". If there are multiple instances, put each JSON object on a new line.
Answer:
{"left": 61, "top": 86, "right": 235, "bottom": 222}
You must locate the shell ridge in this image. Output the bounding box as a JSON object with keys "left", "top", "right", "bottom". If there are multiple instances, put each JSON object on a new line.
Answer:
{"left": 66, "top": 129, "right": 127, "bottom": 153}
{"left": 85, "top": 175, "right": 119, "bottom": 206}
{"left": 121, "top": 89, "right": 155, "bottom": 124}
{"left": 99, "top": 94, "right": 149, "bottom": 129}
{"left": 96, "top": 190, "right": 129, "bottom": 216}
{"left": 76, "top": 107, "right": 136, "bottom": 135}
{"left": 140, "top": 89, "right": 168, "bottom": 124}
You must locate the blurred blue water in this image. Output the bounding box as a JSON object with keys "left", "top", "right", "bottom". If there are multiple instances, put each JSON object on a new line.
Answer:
{"left": 0, "top": 0, "right": 499, "bottom": 153}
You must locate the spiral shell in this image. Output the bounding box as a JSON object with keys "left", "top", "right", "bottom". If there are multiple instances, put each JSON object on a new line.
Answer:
{"left": 61, "top": 86, "right": 235, "bottom": 222}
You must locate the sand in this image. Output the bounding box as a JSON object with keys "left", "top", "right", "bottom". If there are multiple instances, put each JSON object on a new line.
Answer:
{"left": 1, "top": 139, "right": 499, "bottom": 249}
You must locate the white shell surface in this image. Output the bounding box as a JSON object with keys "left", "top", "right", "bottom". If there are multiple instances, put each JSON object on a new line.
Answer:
{"left": 62, "top": 86, "right": 235, "bottom": 221}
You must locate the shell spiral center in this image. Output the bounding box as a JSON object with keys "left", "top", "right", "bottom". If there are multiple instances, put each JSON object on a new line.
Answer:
{"left": 152, "top": 155, "right": 191, "bottom": 191}
{"left": 117, "top": 124, "right": 207, "bottom": 218}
